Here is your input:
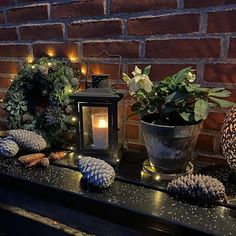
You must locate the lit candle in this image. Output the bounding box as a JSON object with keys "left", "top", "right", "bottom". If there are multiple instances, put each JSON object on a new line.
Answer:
{"left": 92, "top": 113, "right": 108, "bottom": 149}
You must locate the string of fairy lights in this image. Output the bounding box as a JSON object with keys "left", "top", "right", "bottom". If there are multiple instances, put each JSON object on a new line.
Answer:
{"left": 0, "top": 51, "right": 81, "bottom": 125}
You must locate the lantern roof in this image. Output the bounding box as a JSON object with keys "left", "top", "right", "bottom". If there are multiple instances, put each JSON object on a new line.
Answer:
{"left": 71, "top": 88, "right": 127, "bottom": 102}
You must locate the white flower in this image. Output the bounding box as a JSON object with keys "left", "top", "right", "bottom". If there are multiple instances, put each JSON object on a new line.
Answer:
{"left": 128, "top": 74, "right": 153, "bottom": 94}
{"left": 123, "top": 66, "right": 153, "bottom": 95}
{"left": 187, "top": 72, "right": 196, "bottom": 83}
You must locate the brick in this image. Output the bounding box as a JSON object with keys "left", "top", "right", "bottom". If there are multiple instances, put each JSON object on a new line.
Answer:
{"left": 203, "top": 112, "right": 225, "bottom": 131}
{"left": 128, "top": 64, "right": 195, "bottom": 81}
{"left": 208, "top": 10, "right": 236, "bottom": 33}
{"left": 0, "top": 44, "right": 29, "bottom": 57}
{"left": 0, "top": 61, "right": 20, "bottom": 73}
{"left": 0, "top": 121, "right": 7, "bottom": 130}
{"left": 204, "top": 64, "right": 236, "bottom": 83}
{"left": 228, "top": 89, "right": 236, "bottom": 102}
{"left": 145, "top": 39, "right": 220, "bottom": 58}
{"left": 33, "top": 43, "right": 78, "bottom": 58}
{"left": 229, "top": 38, "right": 236, "bottom": 58}
{"left": 128, "top": 14, "right": 199, "bottom": 35}
{"left": 83, "top": 41, "right": 139, "bottom": 58}
{"left": 0, "top": 27, "right": 17, "bottom": 41}
{"left": 20, "top": 24, "right": 64, "bottom": 40}
{"left": 0, "top": 0, "right": 13, "bottom": 7}
{"left": 185, "top": 0, "right": 236, "bottom": 8}
{"left": 7, "top": 5, "right": 48, "bottom": 23}
{"left": 196, "top": 134, "right": 214, "bottom": 152}
{"left": 110, "top": 0, "right": 177, "bottom": 14}
{"left": 52, "top": 0, "right": 104, "bottom": 19}
{"left": 68, "top": 20, "right": 122, "bottom": 39}
{"left": 0, "top": 12, "right": 4, "bottom": 24}
{"left": 126, "top": 124, "right": 139, "bottom": 139}
{"left": 0, "top": 76, "right": 12, "bottom": 88}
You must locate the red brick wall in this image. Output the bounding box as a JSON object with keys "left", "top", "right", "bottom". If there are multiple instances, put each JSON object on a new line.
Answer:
{"left": 0, "top": 0, "right": 235, "bottom": 161}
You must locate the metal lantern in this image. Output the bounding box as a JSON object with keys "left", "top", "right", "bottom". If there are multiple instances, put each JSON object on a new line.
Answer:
{"left": 221, "top": 105, "right": 236, "bottom": 182}
{"left": 71, "top": 51, "right": 126, "bottom": 165}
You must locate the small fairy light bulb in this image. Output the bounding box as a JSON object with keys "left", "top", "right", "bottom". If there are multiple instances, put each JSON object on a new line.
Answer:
{"left": 10, "top": 78, "right": 14, "bottom": 82}
{"left": 26, "top": 55, "right": 34, "bottom": 64}
{"left": 71, "top": 116, "right": 77, "bottom": 123}
{"left": 48, "top": 62, "right": 52, "bottom": 67}
{"left": 31, "top": 65, "right": 36, "bottom": 69}
{"left": 0, "top": 99, "right": 3, "bottom": 103}
{"left": 68, "top": 89, "right": 73, "bottom": 94}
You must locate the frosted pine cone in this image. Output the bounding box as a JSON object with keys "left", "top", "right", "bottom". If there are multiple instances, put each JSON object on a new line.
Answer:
{"left": 8, "top": 129, "right": 47, "bottom": 152}
{"left": 167, "top": 174, "right": 226, "bottom": 205}
{"left": 78, "top": 156, "right": 115, "bottom": 188}
{"left": 71, "top": 78, "right": 80, "bottom": 87}
{"left": 0, "top": 139, "right": 19, "bottom": 157}
{"left": 45, "top": 106, "right": 62, "bottom": 125}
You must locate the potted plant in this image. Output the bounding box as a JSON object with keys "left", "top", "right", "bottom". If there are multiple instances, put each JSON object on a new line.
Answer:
{"left": 123, "top": 66, "right": 235, "bottom": 174}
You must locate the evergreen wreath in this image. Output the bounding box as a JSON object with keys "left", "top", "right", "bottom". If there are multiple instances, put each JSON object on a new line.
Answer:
{"left": 3, "top": 57, "right": 80, "bottom": 147}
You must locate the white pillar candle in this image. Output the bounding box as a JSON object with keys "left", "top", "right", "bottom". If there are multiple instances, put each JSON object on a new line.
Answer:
{"left": 92, "top": 113, "right": 108, "bottom": 149}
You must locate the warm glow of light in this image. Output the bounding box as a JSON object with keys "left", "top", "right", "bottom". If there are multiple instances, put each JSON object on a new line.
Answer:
{"left": 69, "top": 56, "right": 78, "bottom": 63}
{"left": 47, "top": 48, "right": 55, "bottom": 57}
{"left": 10, "top": 78, "right": 14, "bottom": 82}
{"left": 0, "top": 99, "right": 3, "bottom": 102}
{"left": 98, "top": 118, "right": 108, "bottom": 128}
{"left": 68, "top": 52, "right": 78, "bottom": 63}
{"left": 81, "top": 65, "right": 87, "bottom": 76}
{"left": 71, "top": 116, "right": 77, "bottom": 122}
{"left": 32, "top": 65, "right": 36, "bottom": 69}
{"left": 68, "top": 89, "right": 73, "bottom": 93}
{"left": 48, "top": 62, "right": 52, "bottom": 66}
{"left": 92, "top": 64, "right": 102, "bottom": 75}
{"left": 155, "top": 175, "right": 160, "bottom": 181}
{"left": 26, "top": 55, "right": 34, "bottom": 64}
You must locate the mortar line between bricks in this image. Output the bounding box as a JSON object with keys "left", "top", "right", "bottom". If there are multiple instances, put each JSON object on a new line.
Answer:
{"left": 1, "top": 4, "right": 236, "bottom": 23}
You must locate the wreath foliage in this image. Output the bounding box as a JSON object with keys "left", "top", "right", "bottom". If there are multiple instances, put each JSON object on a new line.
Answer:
{"left": 4, "top": 57, "right": 80, "bottom": 147}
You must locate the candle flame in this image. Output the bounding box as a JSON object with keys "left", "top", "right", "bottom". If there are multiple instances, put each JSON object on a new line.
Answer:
{"left": 98, "top": 118, "right": 108, "bottom": 128}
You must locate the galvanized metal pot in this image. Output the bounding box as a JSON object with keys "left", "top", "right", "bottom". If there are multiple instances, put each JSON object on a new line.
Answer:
{"left": 141, "top": 115, "right": 202, "bottom": 174}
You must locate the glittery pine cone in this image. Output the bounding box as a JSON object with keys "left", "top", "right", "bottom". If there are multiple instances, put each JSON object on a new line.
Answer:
{"left": 71, "top": 78, "right": 80, "bottom": 87}
{"left": 22, "top": 113, "right": 34, "bottom": 123}
{"left": 0, "top": 139, "right": 19, "bottom": 157}
{"left": 45, "top": 107, "right": 62, "bottom": 125}
{"left": 78, "top": 156, "right": 115, "bottom": 188}
{"left": 8, "top": 129, "right": 47, "bottom": 152}
{"left": 167, "top": 174, "right": 226, "bottom": 205}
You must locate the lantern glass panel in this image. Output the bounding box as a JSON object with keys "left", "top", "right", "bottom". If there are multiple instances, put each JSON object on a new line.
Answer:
{"left": 81, "top": 106, "right": 109, "bottom": 150}
{"left": 118, "top": 99, "right": 125, "bottom": 149}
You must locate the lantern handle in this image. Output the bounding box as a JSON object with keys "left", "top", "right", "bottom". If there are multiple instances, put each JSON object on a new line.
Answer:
{"left": 85, "top": 49, "right": 122, "bottom": 90}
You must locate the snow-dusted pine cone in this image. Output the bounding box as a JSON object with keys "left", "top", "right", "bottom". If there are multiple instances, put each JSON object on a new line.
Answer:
{"left": 167, "top": 174, "right": 226, "bottom": 205}
{"left": 71, "top": 78, "right": 80, "bottom": 87}
{"left": 8, "top": 129, "right": 47, "bottom": 152}
{"left": 45, "top": 106, "right": 62, "bottom": 125}
{"left": 78, "top": 156, "right": 115, "bottom": 188}
{"left": 0, "top": 139, "right": 19, "bottom": 157}
{"left": 22, "top": 113, "right": 34, "bottom": 123}
{"left": 221, "top": 105, "right": 236, "bottom": 170}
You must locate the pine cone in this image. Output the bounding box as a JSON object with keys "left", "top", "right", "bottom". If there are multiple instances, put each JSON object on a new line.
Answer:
{"left": 221, "top": 105, "right": 236, "bottom": 170}
{"left": 22, "top": 113, "right": 34, "bottom": 123}
{"left": 0, "top": 139, "right": 19, "bottom": 157}
{"left": 78, "top": 156, "right": 115, "bottom": 188}
{"left": 45, "top": 107, "right": 63, "bottom": 125}
{"left": 71, "top": 78, "right": 80, "bottom": 87}
{"left": 167, "top": 174, "right": 226, "bottom": 205}
{"left": 8, "top": 129, "right": 47, "bottom": 152}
